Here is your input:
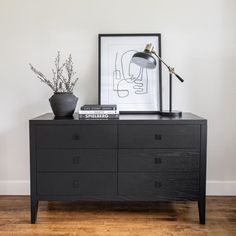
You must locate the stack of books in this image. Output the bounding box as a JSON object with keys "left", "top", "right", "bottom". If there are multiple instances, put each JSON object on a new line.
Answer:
{"left": 79, "top": 104, "right": 119, "bottom": 119}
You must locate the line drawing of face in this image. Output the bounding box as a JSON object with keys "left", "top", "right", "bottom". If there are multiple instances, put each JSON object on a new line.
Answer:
{"left": 113, "top": 50, "right": 149, "bottom": 98}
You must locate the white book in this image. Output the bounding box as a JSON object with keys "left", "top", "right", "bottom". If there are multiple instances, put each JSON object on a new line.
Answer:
{"left": 79, "top": 110, "right": 119, "bottom": 114}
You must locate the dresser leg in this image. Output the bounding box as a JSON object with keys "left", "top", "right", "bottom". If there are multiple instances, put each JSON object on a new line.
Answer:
{"left": 31, "top": 199, "right": 38, "bottom": 224}
{"left": 198, "top": 198, "right": 205, "bottom": 224}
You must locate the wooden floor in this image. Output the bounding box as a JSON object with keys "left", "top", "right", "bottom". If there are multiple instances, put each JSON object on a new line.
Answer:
{"left": 0, "top": 197, "right": 235, "bottom": 236}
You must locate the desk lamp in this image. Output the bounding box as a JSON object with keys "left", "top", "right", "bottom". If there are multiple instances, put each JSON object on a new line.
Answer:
{"left": 132, "top": 43, "right": 184, "bottom": 117}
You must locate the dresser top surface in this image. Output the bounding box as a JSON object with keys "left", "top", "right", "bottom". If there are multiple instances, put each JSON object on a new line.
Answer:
{"left": 30, "top": 113, "right": 206, "bottom": 125}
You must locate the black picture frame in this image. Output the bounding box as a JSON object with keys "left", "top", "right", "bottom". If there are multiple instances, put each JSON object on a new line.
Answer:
{"left": 98, "top": 33, "right": 162, "bottom": 114}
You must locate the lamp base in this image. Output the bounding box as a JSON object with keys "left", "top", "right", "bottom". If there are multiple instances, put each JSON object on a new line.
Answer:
{"left": 158, "top": 110, "right": 182, "bottom": 117}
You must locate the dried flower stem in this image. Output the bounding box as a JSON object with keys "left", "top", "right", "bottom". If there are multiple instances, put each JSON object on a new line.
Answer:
{"left": 29, "top": 52, "right": 79, "bottom": 93}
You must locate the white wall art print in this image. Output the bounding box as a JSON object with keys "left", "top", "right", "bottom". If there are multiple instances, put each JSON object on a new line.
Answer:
{"left": 99, "top": 34, "right": 162, "bottom": 113}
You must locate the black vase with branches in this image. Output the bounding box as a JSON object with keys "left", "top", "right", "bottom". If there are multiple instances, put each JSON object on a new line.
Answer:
{"left": 30, "top": 52, "right": 79, "bottom": 117}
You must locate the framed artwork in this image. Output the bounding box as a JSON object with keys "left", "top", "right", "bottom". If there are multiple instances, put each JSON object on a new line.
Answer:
{"left": 98, "top": 33, "right": 162, "bottom": 113}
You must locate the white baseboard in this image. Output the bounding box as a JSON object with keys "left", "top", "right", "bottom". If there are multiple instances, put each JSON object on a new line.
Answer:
{"left": 0, "top": 180, "right": 235, "bottom": 196}
{"left": 0, "top": 180, "right": 30, "bottom": 195}
{"left": 206, "top": 180, "right": 236, "bottom": 196}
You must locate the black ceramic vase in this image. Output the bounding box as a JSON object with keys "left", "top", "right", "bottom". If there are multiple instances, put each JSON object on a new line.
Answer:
{"left": 49, "top": 92, "right": 78, "bottom": 117}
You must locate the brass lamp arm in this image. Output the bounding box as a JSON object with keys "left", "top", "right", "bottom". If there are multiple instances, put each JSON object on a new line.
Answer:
{"left": 151, "top": 51, "right": 172, "bottom": 71}
{"left": 144, "top": 43, "right": 184, "bottom": 82}
{"left": 150, "top": 49, "right": 184, "bottom": 83}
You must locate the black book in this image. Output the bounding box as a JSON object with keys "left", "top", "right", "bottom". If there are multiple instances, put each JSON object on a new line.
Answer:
{"left": 81, "top": 104, "right": 117, "bottom": 110}
{"left": 79, "top": 113, "right": 119, "bottom": 119}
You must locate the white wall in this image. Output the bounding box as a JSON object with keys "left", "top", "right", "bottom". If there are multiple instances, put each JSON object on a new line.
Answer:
{"left": 0, "top": 0, "right": 235, "bottom": 195}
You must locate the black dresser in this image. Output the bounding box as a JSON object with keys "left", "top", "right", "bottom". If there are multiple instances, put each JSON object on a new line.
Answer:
{"left": 29, "top": 113, "right": 207, "bottom": 224}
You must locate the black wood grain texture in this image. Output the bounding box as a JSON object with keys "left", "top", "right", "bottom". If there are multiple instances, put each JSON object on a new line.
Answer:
{"left": 119, "top": 125, "right": 200, "bottom": 148}
{"left": 199, "top": 123, "right": 207, "bottom": 224}
{"left": 118, "top": 172, "right": 199, "bottom": 201}
{"left": 29, "top": 124, "right": 38, "bottom": 224}
{"left": 29, "top": 113, "right": 207, "bottom": 224}
{"left": 119, "top": 149, "right": 199, "bottom": 172}
{"left": 37, "top": 173, "right": 117, "bottom": 196}
{"left": 37, "top": 149, "right": 117, "bottom": 172}
{"left": 36, "top": 125, "right": 117, "bottom": 148}
{"left": 30, "top": 113, "right": 206, "bottom": 125}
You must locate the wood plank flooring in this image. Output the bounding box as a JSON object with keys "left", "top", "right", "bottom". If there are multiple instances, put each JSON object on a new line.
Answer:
{"left": 0, "top": 196, "right": 235, "bottom": 236}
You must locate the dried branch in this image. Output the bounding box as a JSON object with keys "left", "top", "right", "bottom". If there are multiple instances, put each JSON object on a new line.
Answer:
{"left": 69, "top": 77, "right": 79, "bottom": 92}
{"left": 29, "top": 52, "right": 79, "bottom": 93}
{"left": 29, "top": 64, "right": 56, "bottom": 91}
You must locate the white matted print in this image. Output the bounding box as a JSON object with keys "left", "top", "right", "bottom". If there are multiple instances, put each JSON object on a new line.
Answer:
{"left": 99, "top": 34, "right": 161, "bottom": 112}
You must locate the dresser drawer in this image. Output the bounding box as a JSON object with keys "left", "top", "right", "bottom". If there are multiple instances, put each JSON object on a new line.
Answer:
{"left": 36, "top": 125, "right": 117, "bottom": 148}
{"left": 119, "top": 125, "right": 200, "bottom": 148}
{"left": 119, "top": 173, "right": 199, "bottom": 200}
{"left": 37, "top": 149, "right": 117, "bottom": 172}
{"left": 119, "top": 149, "right": 199, "bottom": 172}
{"left": 37, "top": 173, "right": 116, "bottom": 195}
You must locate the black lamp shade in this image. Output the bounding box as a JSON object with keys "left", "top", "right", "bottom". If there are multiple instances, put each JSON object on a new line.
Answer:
{"left": 131, "top": 52, "right": 157, "bottom": 69}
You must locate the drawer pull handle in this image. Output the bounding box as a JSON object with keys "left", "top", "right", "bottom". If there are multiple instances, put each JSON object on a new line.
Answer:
{"left": 154, "top": 181, "right": 162, "bottom": 188}
{"left": 154, "top": 134, "right": 162, "bottom": 140}
{"left": 72, "top": 134, "right": 80, "bottom": 140}
{"left": 73, "top": 180, "right": 79, "bottom": 188}
{"left": 72, "top": 156, "right": 80, "bottom": 164}
{"left": 154, "top": 157, "right": 162, "bottom": 164}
